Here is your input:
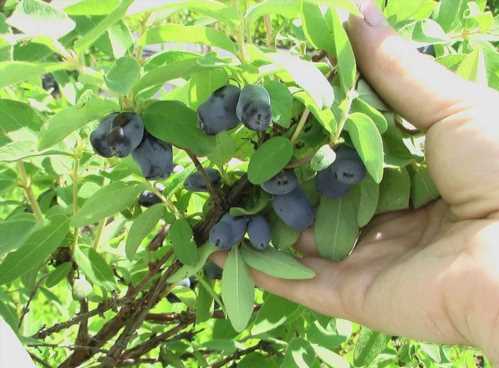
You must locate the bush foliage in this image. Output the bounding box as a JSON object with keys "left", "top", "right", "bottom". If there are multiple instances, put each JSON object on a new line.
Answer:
{"left": 0, "top": 0, "right": 497, "bottom": 367}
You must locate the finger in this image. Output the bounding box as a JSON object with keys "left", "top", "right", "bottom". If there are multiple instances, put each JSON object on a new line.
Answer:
{"left": 346, "top": 0, "right": 495, "bottom": 130}
{"left": 294, "top": 230, "right": 320, "bottom": 257}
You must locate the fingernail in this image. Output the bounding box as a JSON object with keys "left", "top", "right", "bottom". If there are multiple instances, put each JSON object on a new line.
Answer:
{"left": 360, "top": 1, "right": 387, "bottom": 27}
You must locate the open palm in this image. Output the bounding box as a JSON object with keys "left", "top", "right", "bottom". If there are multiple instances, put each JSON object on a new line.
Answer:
{"left": 215, "top": 1, "right": 499, "bottom": 363}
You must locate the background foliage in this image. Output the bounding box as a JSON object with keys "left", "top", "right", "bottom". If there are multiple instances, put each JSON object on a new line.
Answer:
{"left": 0, "top": 0, "right": 498, "bottom": 367}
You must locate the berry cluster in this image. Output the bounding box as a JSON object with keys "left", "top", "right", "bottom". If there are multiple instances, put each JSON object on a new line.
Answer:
{"left": 198, "top": 84, "right": 272, "bottom": 134}
{"left": 315, "top": 145, "right": 366, "bottom": 198}
{"left": 262, "top": 170, "right": 315, "bottom": 231}
{"left": 209, "top": 214, "right": 272, "bottom": 252}
{"left": 90, "top": 112, "right": 174, "bottom": 180}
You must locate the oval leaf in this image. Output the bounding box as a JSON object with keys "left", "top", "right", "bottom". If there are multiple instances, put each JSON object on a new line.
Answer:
{"left": 353, "top": 328, "right": 390, "bottom": 366}
{"left": 346, "top": 112, "right": 384, "bottom": 184}
{"left": 0, "top": 215, "right": 69, "bottom": 285}
{"left": 72, "top": 182, "right": 147, "bottom": 227}
{"left": 143, "top": 101, "right": 215, "bottom": 156}
{"left": 241, "top": 246, "right": 315, "bottom": 280}
{"left": 167, "top": 243, "right": 217, "bottom": 283}
{"left": 248, "top": 137, "right": 294, "bottom": 185}
{"left": 105, "top": 56, "right": 141, "bottom": 95}
{"left": 168, "top": 219, "right": 199, "bottom": 266}
{"left": 221, "top": 246, "right": 255, "bottom": 332}
{"left": 74, "top": 246, "right": 116, "bottom": 291}
{"left": 126, "top": 204, "right": 165, "bottom": 260}
{"left": 315, "top": 190, "right": 359, "bottom": 261}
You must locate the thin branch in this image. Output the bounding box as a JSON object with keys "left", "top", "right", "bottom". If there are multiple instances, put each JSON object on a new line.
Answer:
{"left": 120, "top": 324, "right": 195, "bottom": 361}
{"left": 100, "top": 265, "right": 179, "bottom": 367}
{"left": 290, "top": 109, "right": 311, "bottom": 144}
{"left": 19, "top": 276, "right": 47, "bottom": 328}
{"left": 29, "top": 343, "right": 109, "bottom": 354}
{"left": 29, "top": 353, "right": 51, "bottom": 368}
{"left": 211, "top": 342, "right": 263, "bottom": 368}
{"left": 187, "top": 151, "right": 225, "bottom": 209}
{"left": 17, "top": 161, "right": 44, "bottom": 223}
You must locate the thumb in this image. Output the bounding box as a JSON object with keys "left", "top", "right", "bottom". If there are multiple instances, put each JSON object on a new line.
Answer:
{"left": 346, "top": 0, "right": 485, "bottom": 130}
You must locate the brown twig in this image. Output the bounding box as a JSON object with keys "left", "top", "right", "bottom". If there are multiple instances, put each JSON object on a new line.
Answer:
{"left": 187, "top": 151, "right": 226, "bottom": 209}
{"left": 101, "top": 263, "right": 180, "bottom": 367}
{"left": 120, "top": 324, "right": 195, "bottom": 361}
{"left": 211, "top": 342, "right": 264, "bottom": 368}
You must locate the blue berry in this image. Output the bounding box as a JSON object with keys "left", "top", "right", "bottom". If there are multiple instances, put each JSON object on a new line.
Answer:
{"left": 261, "top": 170, "right": 298, "bottom": 195}
{"left": 272, "top": 186, "right": 314, "bottom": 231}
{"left": 132, "top": 131, "right": 174, "bottom": 180}
{"left": 247, "top": 215, "right": 271, "bottom": 250}
{"left": 236, "top": 85, "right": 272, "bottom": 132}
{"left": 198, "top": 85, "right": 241, "bottom": 135}
{"left": 184, "top": 168, "right": 221, "bottom": 192}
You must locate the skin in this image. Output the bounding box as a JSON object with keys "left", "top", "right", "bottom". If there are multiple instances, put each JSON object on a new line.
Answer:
{"left": 213, "top": 1, "right": 499, "bottom": 364}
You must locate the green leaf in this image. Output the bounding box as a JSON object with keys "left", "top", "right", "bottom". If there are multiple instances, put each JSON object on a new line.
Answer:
{"left": 167, "top": 243, "right": 217, "bottom": 283}
{"left": 195, "top": 279, "right": 214, "bottom": 324}
{"left": 351, "top": 98, "right": 388, "bottom": 134}
{"left": 188, "top": 69, "right": 227, "bottom": 109}
{"left": 162, "top": 0, "right": 238, "bottom": 26}
{"left": 385, "top": 0, "right": 435, "bottom": 23}
{"left": 456, "top": 48, "right": 487, "bottom": 85}
{"left": 0, "top": 301, "right": 19, "bottom": 333}
{"left": 312, "top": 344, "right": 349, "bottom": 368}
{"left": 229, "top": 192, "right": 270, "bottom": 217}
{"left": 0, "top": 215, "right": 69, "bottom": 285}
{"left": 134, "top": 57, "right": 200, "bottom": 93}
{"left": 270, "top": 52, "right": 334, "bottom": 109}
{"left": 168, "top": 219, "right": 199, "bottom": 266}
{"left": 241, "top": 246, "right": 315, "bottom": 280}
{"left": 7, "top": 0, "right": 76, "bottom": 39}
{"left": 301, "top": 0, "right": 335, "bottom": 56}
{"left": 222, "top": 246, "right": 255, "bottom": 332}
{"left": 282, "top": 338, "right": 316, "bottom": 368}
{"left": 246, "top": 0, "right": 301, "bottom": 25}
{"left": 294, "top": 90, "right": 336, "bottom": 135}
{"left": 72, "top": 182, "right": 147, "bottom": 227}
{"left": 74, "top": 0, "right": 134, "bottom": 53}
{"left": 248, "top": 137, "right": 294, "bottom": 185}
{"left": 311, "top": 144, "right": 336, "bottom": 172}
{"left": 357, "top": 176, "right": 379, "bottom": 227}
{"left": 410, "top": 164, "right": 440, "bottom": 209}
{"left": 0, "top": 99, "right": 43, "bottom": 135}
{"left": 326, "top": 7, "right": 356, "bottom": 92}
{"left": 143, "top": 24, "right": 237, "bottom": 53}
{"left": 126, "top": 204, "right": 165, "bottom": 260}
{"left": 251, "top": 293, "right": 299, "bottom": 335}
{"left": 38, "top": 96, "right": 118, "bottom": 150}
{"left": 346, "top": 112, "right": 384, "bottom": 183}
{"left": 143, "top": 100, "right": 215, "bottom": 156}
{"left": 0, "top": 213, "right": 37, "bottom": 257}
{"left": 264, "top": 80, "right": 293, "bottom": 128}
{"left": 45, "top": 262, "right": 72, "bottom": 288}
{"left": 436, "top": 0, "right": 467, "bottom": 32}
{"left": 315, "top": 190, "right": 359, "bottom": 261}
{"left": 353, "top": 328, "right": 390, "bottom": 366}
{"left": 65, "top": 0, "right": 120, "bottom": 15}
{"left": 377, "top": 167, "right": 411, "bottom": 214}
{"left": 74, "top": 246, "right": 116, "bottom": 291}
{"left": 0, "top": 61, "right": 66, "bottom": 89}
{"left": 104, "top": 56, "right": 140, "bottom": 95}
{"left": 207, "top": 131, "right": 238, "bottom": 167}
{"left": 270, "top": 213, "right": 300, "bottom": 250}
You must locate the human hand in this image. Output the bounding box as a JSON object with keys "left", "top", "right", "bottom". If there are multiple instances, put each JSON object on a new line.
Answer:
{"left": 213, "top": 0, "right": 499, "bottom": 364}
